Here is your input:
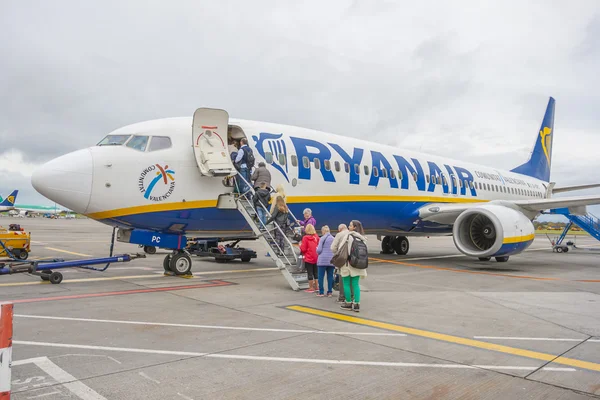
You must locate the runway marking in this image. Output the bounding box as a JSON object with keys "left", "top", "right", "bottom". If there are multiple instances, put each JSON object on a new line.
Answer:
{"left": 12, "top": 356, "right": 106, "bottom": 399}
{"left": 370, "top": 257, "right": 563, "bottom": 281}
{"left": 0, "top": 267, "right": 279, "bottom": 287}
{"left": 138, "top": 372, "right": 160, "bottom": 384}
{"left": 177, "top": 393, "right": 194, "bottom": 400}
{"left": 44, "top": 247, "right": 92, "bottom": 257}
{"left": 14, "top": 314, "right": 408, "bottom": 337}
{"left": 474, "top": 336, "right": 587, "bottom": 342}
{"left": 8, "top": 280, "right": 234, "bottom": 303}
{"left": 286, "top": 305, "right": 600, "bottom": 373}
{"left": 12, "top": 341, "right": 575, "bottom": 372}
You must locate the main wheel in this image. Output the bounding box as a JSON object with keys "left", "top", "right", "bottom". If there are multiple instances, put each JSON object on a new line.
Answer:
{"left": 163, "top": 254, "right": 172, "bottom": 272}
{"left": 144, "top": 246, "right": 157, "bottom": 255}
{"left": 169, "top": 253, "right": 192, "bottom": 275}
{"left": 49, "top": 271, "right": 63, "bottom": 284}
{"left": 478, "top": 257, "right": 491, "bottom": 261}
{"left": 241, "top": 257, "right": 251, "bottom": 262}
{"left": 392, "top": 236, "right": 410, "bottom": 255}
{"left": 380, "top": 236, "right": 395, "bottom": 254}
{"left": 495, "top": 256, "right": 509, "bottom": 262}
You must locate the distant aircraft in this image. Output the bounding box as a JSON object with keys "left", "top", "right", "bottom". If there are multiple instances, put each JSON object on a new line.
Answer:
{"left": 0, "top": 190, "right": 18, "bottom": 212}
{"left": 30, "top": 97, "right": 600, "bottom": 273}
{"left": 10, "top": 204, "right": 67, "bottom": 217}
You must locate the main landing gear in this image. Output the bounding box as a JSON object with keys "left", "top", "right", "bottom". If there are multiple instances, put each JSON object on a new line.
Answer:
{"left": 381, "top": 236, "right": 410, "bottom": 256}
{"left": 163, "top": 250, "right": 192, "bottom": 275}
{"left": 478, "top": 256, "right": 510, "bottom": 262}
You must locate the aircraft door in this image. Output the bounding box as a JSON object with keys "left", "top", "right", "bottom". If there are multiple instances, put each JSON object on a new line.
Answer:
{"left": 192, "top": 108, "right": 236, "bottom": 176}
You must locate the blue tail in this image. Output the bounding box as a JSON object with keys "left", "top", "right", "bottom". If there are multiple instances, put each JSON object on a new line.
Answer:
{"left": 511, "top": 97, "right": 555, "bottom": 182}
{"left": 0, "top": 190, "right": 18, "bottom": 206}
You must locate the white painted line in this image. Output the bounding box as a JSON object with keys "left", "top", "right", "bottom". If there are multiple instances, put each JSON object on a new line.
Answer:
{"left": 15, "top": 356, "right": 106, "bottom": 400}
{"left": 138, "top": 371, "right": 160, "bottom": 384}
{"left": 14, "top": 314, "right": 407, "bottom": 337}
{"left": 474, "top": 336, "right": 585, "bottom": 342}
{"left": 177, "top": 393, "right": 194, "bottom": 400}
{"left": 13, "top": 340, "right": 575, "bottom": 372}
{"left": 27, "top": 389, "right": 62, "bottom": 398}
{"left": 588, "top": 339, "right": 600, "bottom": 342}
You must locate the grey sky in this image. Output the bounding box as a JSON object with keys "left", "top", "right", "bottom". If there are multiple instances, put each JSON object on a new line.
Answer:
{"left": 1, "top": 1, "right": 599, "bottom": 217}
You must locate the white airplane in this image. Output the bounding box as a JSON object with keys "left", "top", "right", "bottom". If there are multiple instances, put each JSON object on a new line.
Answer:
{"left": 0, "top": 190, "right": 18, "bottom": 212}
{"left": 30, "top": 97, "right": 600, "bottom": 278}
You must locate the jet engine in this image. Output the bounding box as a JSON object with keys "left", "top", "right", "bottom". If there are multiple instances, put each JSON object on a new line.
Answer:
{"left": 452, "top": 204, "right": 535, "bottom": 259}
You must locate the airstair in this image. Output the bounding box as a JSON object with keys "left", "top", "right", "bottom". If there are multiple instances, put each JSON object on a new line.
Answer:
{"left": 217, "top": 177, "right": 309, "bottom": 291}
{"left": 548, "top": 208, "right": 600, "bottom": 247}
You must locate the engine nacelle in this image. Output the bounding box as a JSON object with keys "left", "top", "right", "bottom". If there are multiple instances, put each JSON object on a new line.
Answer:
{"left": 453, "top": 205, "right": 535, "bottom": 258}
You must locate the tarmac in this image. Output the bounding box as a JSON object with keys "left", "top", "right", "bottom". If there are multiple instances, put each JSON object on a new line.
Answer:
{"left": 2, "top": 217, "right": 600, "bottom": 399}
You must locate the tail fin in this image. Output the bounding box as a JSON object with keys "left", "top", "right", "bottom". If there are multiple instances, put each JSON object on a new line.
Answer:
{"left": 511, "top": 97, "right": 555, "bottom": 182}
{"left": 0, "top": 190, "right": 18, "bottom": 207}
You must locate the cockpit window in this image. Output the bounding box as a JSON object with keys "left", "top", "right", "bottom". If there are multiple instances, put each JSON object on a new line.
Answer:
{"left": 97, "top": 134, "right": 132, "bottom": 146}
{"left": 126, "top": 135, "right": 149, "bottom": 152}
{"left": 148, "top": 136, "right": 172, "bottom": 152}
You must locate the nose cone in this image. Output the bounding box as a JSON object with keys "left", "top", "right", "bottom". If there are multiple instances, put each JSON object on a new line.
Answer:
{"left": 31, "top": 148, "right": 93, "bottom": 214}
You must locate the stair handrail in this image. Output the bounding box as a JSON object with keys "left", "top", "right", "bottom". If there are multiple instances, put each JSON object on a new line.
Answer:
{"left": 233, "top": 175, "right": 300, "bottom": 267}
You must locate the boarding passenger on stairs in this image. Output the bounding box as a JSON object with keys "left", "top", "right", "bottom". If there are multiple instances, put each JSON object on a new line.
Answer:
{"left": 298, "top": 208, "right": 316, "bottom": 234}
{"left": 331, "top": 221, "right": 367, "bottom": 312}
{"left": 253, "top": 182, "right": 271, "bottom": 227}
{"left": 251, "top": 162, "right": 271, "bottom": 191}
{"left": 234, "top": 138, "right": 252, "bottom": 194}
{"left": 270, "top": 184, "right": 286, "bottom": 213}
{"left": 300, "top": 224, "right": 319, "bottom": 293}
{"left": 316, "top": 225, "right": 335, "bottom": 297}
{"left": 266, "top": 197, "right": 292, "bottom": 254}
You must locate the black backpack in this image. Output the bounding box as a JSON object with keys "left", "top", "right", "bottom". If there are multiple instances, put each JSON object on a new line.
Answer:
{"left": 349, "top": 236, "right": 368, "bottom": 269}
{"left": 244, "top": 147, "right": 256, "bottom": 169}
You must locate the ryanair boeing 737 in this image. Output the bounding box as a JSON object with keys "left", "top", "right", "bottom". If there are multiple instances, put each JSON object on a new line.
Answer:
{"left": 30, "top": 98, "right": 600, "bottom": 283}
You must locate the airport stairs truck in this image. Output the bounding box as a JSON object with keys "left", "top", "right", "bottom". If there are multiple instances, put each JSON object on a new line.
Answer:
{"left": 548, "top": 208, "right": 600, "bottom": 251}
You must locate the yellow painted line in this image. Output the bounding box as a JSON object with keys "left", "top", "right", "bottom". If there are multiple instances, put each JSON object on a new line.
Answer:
{"left": 44, "top": 247, "right": 92, "bottom": 257}
{"left": 287, "top": 306, "right": 600, "bottom": 372}
{"left": 0, "top": 267, "right": 278, "bottom": 287}
{"left": 502, "top": 233, "right": 535, "bottom": 244}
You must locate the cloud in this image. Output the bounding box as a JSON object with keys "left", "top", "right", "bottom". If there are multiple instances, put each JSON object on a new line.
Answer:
{"left": 1, "top": 0, "right": 599, "bottom": 213}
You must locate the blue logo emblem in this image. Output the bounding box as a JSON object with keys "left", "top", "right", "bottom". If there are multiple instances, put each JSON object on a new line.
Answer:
{"left": 252, "top": 132, "right": 289, "bottom": 182}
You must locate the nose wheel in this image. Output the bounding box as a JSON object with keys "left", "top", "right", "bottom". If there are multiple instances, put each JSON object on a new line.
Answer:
{"left": 163, "top": 251, "right": 192, "bottom": 275}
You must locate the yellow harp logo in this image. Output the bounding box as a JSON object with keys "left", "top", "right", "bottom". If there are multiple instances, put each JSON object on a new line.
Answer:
{"left": 6, "top": 195, "right": 15, "bottom": 204}
{"left": 539, "top": 127, "right": 552, "bottom": 164}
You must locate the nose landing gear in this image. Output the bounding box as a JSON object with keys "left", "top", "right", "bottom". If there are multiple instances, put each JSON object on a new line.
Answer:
{"left": 163, "top": 251, "right": 192, "bottom": 275}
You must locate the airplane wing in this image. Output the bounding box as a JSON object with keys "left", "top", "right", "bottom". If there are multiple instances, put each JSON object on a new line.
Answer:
{"left": 419, "top": 195, "right": 600, "bottom": 224}
{"left": 552, "top": 184, "right": 600, "bottom": 194}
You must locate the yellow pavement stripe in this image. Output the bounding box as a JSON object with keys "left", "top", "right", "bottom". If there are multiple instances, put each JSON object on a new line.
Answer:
{"left": 44, "top": 247, "right": 92, "bottom": 257}
{"left": 286, "top": 305, "right": 600, "bottom": 373}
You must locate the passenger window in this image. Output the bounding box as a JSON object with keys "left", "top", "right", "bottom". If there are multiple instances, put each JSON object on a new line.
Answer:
{"left": 344, "top": 163, "right": 350, "bottom": 173}
{"left": 464, "top": 180, "right": 469, "bottom": 189}
{"left": 373, "top": 166, "right": 379, "bottom": 177}
{"left": 126, "top": 135, "right": 149, "bottom": 152}
{"left": 459, "top": 179, "right": 463, "bottom": 188}
{"left": 324, "top": 160, "right": 331, "bottom": 171}
{"left": 442, "top": 176, "right": 448, "bottom": 186}
{"left": 354, "top": 164, "right": 360, "bottom": 175}
{"left": 412, "top": 172, "right": 418, "bottom": 182}
{"left": 381, "top": 168, "right": 388, "bottom": 178}
{"left": 279, "top": 153, "right": 286, "bottom": 166}
{"left": 302, "top": 156, "right": 309, "bottom": 169}
{"left": 470, "top": 181, "right": 474, "bottom": 189}
{"left": 147, "top": 136, "right": 172, "bottom": 151}
{"left": 426, "top": 175, "right": 430, "bottom": 184}
{"left": 452, "top": 176, "right": 457, "bottom": 186}
{"left": 265, "top": 152, "right": 274, "bottom": 164}
{"left": 364, "top": 165, "right": 370, "bottom": 175}
{"left": 98, "top": 134, "right": 132, "bottom": 146}
{"left": 398, "top": 170, "right": 403, "bottom": 181}
{"left": 314, "top": 158, "right": 321, "bottom": 169}
{"left": 334, "top": 161, "right": 341, "bottom": 172}
{"left": 390, "top": 170, "right": 396, "bottom": 179}
{"left": 291, "top": 155, "right": 298, "bottom": 167}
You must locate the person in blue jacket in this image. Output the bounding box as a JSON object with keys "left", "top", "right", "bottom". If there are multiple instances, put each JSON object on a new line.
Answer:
{"left": 316, "top": 225, "right": 335, "bottom": 297}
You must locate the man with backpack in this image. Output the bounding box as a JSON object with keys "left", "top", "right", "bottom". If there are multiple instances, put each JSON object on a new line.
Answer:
{"left": 234, "top": 138, "right": 255, "bottom": 195}
{"left": 330, "top": 220, "right": 368, "bottom": 312}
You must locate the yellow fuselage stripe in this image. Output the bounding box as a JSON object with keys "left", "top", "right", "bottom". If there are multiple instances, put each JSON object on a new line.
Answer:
{"left": 87, "top": 195, "right": 486, "bottom": 220}
{"left": 286, "top": 305, "right": 600, "bottom": 372}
